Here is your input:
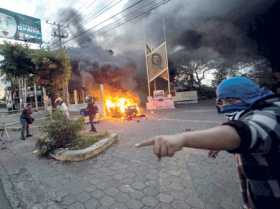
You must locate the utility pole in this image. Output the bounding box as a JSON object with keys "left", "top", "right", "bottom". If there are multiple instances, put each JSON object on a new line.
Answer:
{"left": 46, "top": 20, "right": 68, "bottom": 49}
{"left": 46, "top": 20, "right": 70, "bottom": 105}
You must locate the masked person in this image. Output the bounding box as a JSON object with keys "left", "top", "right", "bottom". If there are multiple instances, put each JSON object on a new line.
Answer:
{"left": 136, "top": 76, "right": 280, "bottom": 209}
{"left": 86, "top": 96, "right": 98, "bottom": 132}
{"left": 20, "top": 103, "right": 33, "bottom": 140}
{"left": 54, "top": 97, "right": 70, "bottom": 119}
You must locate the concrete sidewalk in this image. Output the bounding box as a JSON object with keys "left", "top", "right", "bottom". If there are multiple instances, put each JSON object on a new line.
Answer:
{"left": 0, "top": 179, "right": 12, "bottom": 209}
{"left": 0, "top": 102, "right": 242, "bottom": 209}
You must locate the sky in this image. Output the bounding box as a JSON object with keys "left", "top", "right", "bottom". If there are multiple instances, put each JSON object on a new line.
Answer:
{"left": 1, "top": 0, "right": 73, "bottom": 45}
{"left": 0, "top": 0, "right": 74, "bottom": 98}
{"left": 0, "top": 0, "right": 128, "bottom": 98}
{"left": 0, "top": 0, "right": 127, "bottom": 46}
{"left": 0, "top": 0, "right": 227, "bottom": 98}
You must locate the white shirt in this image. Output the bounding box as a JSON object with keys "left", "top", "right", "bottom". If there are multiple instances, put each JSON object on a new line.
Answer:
{"left": 58, "top": 102, "right": 70, "bottom": 119}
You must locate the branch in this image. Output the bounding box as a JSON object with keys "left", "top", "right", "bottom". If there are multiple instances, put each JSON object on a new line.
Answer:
{"left": 201, "top": 68, "right": 213, "bottom": 80}
{"left": 194, "top": 68, "right": 200, "bottom": 84}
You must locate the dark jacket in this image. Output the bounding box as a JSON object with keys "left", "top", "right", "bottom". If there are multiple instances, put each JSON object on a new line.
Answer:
{"left": 224, "top": 95, "right": 280, "bottom": 209}
{"left": 86, "top": 103, "right": 98, "bottom": 116}
{"left": 20, "top": 108, "right": 33, "bottom": 124}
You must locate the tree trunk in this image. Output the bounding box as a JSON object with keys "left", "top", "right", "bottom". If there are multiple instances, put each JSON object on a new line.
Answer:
{"left": 34, "top": 82, "right": 38, "bottom": 111}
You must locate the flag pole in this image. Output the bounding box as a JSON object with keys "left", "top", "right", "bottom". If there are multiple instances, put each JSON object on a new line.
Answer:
{"left": 163, "top": 18, "right": 171, "bottom": 96}
{"left": 144, "top": 19, "right": 151, "bottom": 97}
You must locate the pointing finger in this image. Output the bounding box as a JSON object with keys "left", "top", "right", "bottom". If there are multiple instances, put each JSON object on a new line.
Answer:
{"left": 135, "top": 139, "right": 154, "bottom": 148}
{"left": 154, "top": 139, "right": 160, "bottom": 157}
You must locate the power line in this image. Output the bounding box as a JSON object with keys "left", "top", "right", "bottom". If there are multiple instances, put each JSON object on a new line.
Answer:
{"left": 81, "top": 0, "right": 159, "bottom": 34}
{"left": 63, "top": 5, "right": 91, "bottom": 27}
{"left": 69, "top": 0, "right": 170, "bottom": 44}
{"left": 54, "top": 0, "right": 170, "bottom": 47}
{"left": 97, "top": 0, "right": 168, "bottom": 34}
{"left": 63, "top": 0, "right": 97, "bottom": 27}
{"left": 97, "top": 0, "right": 171, "bottom": 34}
{"left": 63, "top": 0, "right": 147, "bottom": 45}
{"left": 50, "top": 0, "right": 122, "bottom": 48}
{"left": 81, "top": 0, "right": 97, "bottom": 13}
{"left": 86, "top": 0, "right": 160, "bottom": 33}
{"left": 82, "top": 0, "right": 123, "bottom": 26}
{"left": 46, "top": 21, "right": 68, "bottom": 49}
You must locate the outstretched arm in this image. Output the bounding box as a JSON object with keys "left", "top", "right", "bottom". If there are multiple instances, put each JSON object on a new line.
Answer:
{"left": 136, "top": 125, "right": 241, "bottom": 159}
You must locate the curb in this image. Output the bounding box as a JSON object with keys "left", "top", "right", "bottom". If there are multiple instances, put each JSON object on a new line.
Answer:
{"left": 50, "top": 133, "right": 119, "bottom": 161}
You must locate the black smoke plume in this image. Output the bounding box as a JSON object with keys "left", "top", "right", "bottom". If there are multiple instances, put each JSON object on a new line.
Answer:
{"left": 57, "top": 0, "right": 280, "bottom": 93}
{"left": 57, "top": 8, "right": 140, "bottom": 93}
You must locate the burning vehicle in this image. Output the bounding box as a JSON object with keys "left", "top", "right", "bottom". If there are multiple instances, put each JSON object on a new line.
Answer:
{"left": 88, "top": 79, "right": 144, "bottom": 120}
{"left": 105, "top": 96, "right": 140, "bottom": 119}
{"left": 69, "top": 57, "right": 145, "bottom": 120}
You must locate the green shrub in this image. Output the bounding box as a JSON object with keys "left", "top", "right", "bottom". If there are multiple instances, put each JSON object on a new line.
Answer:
{"left": 70, "top": 132, "right": 109, "bottom": 150}
{"left": 36, "top": 111, "right": 84, "bottom": 156}
{"left": 36, "top": 137, "right": 54, "bottom": 156}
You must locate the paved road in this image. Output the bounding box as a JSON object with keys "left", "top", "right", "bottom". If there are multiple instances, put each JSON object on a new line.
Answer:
{"left": 0, "top": 101, "right": 242, "bottom": 209}
{"left": 0, "top": 179, "right": 12, "bottom": 209}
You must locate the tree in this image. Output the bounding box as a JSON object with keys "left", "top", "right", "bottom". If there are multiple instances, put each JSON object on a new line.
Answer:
{"left": 177, "top": 60, "right": 218, "bottom": 90}
{"left": 236, "top": 59, "right": 276, "bottom": 90}
{"left": 212, "top": 66, "right": 228, "bottom": 87}
{"left": 174, "top": 64, "right": 194, "bottom": 91}
{"left": 0, "top": 42, "right": 72, "bottom": 107}
{"left": 32, "top": 49, "right": 72, "bottom": 104}
{"left": 0, "top": 42, "right": 35, "bottom": 79}
{"left": 0, "top": 42, "right": 36, "bottom": 108}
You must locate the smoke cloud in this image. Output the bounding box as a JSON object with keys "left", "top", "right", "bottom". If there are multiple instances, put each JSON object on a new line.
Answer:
{"left": 57, "top": 0, "right": 278, "bottom": 93}
{"left": 57, "top": 8, "right": 140, "bottom": 93}
{"left": 114, "top": 0, "right": 276, "bottom": 64}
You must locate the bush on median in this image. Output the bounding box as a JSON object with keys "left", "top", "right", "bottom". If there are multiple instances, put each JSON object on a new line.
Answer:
{"left": 36, "top": 110, "right": 84, "bottom": 156}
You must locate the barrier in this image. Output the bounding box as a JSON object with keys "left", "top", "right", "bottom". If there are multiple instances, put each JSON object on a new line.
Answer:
{"left": 146, "top": 96, "right": 175, "bottom": 110}
{"left": 173, "top": 90, "right": 198, "bottom": 103}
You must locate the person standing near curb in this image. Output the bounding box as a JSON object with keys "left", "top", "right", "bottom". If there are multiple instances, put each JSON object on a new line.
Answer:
{"left": 86, "top": 96, "right": 98, "bottom": 132}
{"left": 136, "top": 76, "right": 280, "bottom": 209}
{"left": 20, "top": 103, "right": 33, "bottom": 140}
{"left": 55, "top": 97, "right": 70, "bottom": 119}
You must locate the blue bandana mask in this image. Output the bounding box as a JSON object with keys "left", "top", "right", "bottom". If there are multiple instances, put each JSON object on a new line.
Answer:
{"left": 216, "top": 76, "right": 273, "bottom": 114}
{"left": 219, "top": 102, "right": 249, "bottom": 113}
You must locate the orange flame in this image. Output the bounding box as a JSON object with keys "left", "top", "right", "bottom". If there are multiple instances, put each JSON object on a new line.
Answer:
{"left": 90, "top": 84, "right": 140, "bottom": 118}
{"left": 105, "top": 96, "right": 139, "bottom": 115}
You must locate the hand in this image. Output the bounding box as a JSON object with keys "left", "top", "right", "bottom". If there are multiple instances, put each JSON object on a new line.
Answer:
{"left": 208, "top": 150, "right": 220, "bottom": 159}
{"left": 135, "top": 134, "right": 184, "bottom": 159}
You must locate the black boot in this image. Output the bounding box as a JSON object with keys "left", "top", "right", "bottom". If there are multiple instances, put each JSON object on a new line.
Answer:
{"left": 26, "top": 127, "right": 32, "bottom": 137}
{"left": 90, "top": 122, "right": 97, "bottom": 132}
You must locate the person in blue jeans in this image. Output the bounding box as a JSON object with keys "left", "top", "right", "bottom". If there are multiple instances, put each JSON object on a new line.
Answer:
{"left": 20, "top": 104, "right": 33, "bottom": 140}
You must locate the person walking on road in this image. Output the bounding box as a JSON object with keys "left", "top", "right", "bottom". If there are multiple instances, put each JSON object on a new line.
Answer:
{"left": 136, "top": 76, "right": 280, "bottom": 209}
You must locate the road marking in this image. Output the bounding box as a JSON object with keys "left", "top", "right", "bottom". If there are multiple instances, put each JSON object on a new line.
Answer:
{"left": 155, "top": 118, "right": 221, "bottom": 124}
{"left": 182, "top": 109, "right": 217, "bottom": 113}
